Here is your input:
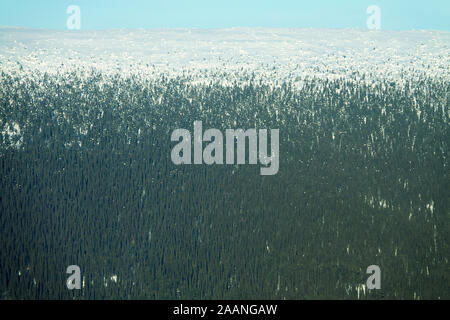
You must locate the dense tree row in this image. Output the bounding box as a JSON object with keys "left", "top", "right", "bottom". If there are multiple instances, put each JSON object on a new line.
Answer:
{"left": 0, "top": 70, "right": 448, "bottom": 299}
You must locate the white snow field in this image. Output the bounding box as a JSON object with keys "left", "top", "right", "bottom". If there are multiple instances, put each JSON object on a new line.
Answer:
{"left": 0, "top": 27, "right": 449, "bottom": 83}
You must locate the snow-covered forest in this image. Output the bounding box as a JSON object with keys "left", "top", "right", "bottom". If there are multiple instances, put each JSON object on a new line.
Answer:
{"left": 0, "top": 28, "right": 448, "bottom": 299}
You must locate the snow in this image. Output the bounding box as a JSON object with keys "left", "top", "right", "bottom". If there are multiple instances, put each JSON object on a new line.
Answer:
{"left": 0, "top": 27, "right": 448, "bottom": 84}
{"left": 1, "top": 121, "right": 23, "bottom": 149}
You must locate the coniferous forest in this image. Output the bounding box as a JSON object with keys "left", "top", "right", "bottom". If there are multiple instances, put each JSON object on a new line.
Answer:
{"left": 0, "top": 70, "right": 448, "bottom": 299}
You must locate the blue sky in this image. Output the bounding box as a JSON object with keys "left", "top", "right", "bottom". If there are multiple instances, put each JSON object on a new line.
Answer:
{"left": 0, "top": 0, "right": 449, "bottom": 30}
